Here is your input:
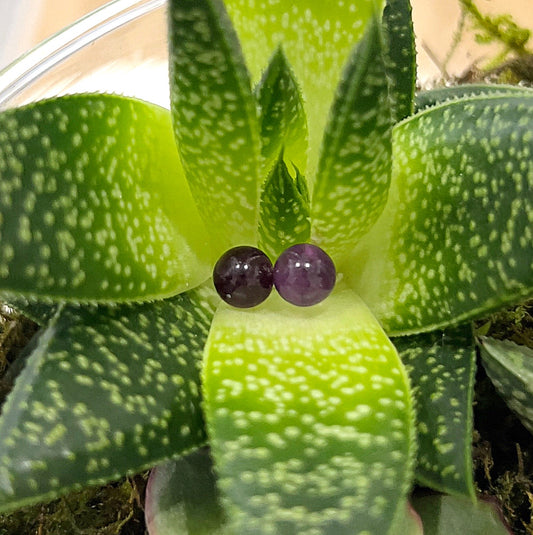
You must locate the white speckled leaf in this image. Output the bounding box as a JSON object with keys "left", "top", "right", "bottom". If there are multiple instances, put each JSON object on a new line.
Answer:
{"left": 415, "top": 84, "right": 533, "bottom": 112}
{"left": 311, "top": 15, "right": 393, "bottom": 262}
{"left": 258, "top": 155, "right": 310, "bottom": 260}
{"left": 145, "top": 448, "right": 227, "bottom": 535}
{"left": 203, "top": 288, "right": 416, "bottom": 535}
{"left": 255, "top": 47, "right": 308, "bottom": 176}
{"left": 0, "top": 287, "right": 215, "bottom": 513}
{"left": 224, "top": 0, "right": 384, "bottom": 179}
{"left": 5, "top": 297, "right": 57, "bottom": 326}
{"left": 168, "top": 0, "right": 262, "bottom": 251}
{"left": 0, "top": 94, "right": 213, "bottom": 303}
{"left": 479, "top": 337, "right": 533, "bottom": 435}
{"left": 393, "top": 325, "right": 476, "bottom": 497}
{"left": 348, "top": 95, "right": 533, "bottom": 334}
{"left": 382, "top": 0, "right": 416, "bottom": 121}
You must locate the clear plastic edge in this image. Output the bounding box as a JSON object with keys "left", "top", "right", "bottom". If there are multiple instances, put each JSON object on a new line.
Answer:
{"left": 0, "top": 0, "right": 166, "bottom": 107}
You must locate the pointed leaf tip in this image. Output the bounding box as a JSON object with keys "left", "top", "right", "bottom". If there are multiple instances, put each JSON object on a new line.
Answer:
{"left": 169, "top": 0, "right": 262, "bottom": 251}
{"left": 382, "top": 0, "right": 416, "bottom": 121}
{"left": 312, "top": 14, "right": 393, "bottom": 261}
{"left": 255, "top": 47, "right": 308, "bottom": 176}
{"left": 258, "top": 154, "right": 310, "bottom": 260}
{"left": 224, "top": 0, "right": 384, "bottom": 177}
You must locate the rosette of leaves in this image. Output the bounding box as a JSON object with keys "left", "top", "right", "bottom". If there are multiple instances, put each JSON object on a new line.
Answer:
{"left": 0, "top": 0, "right": 531, "bottom": 533}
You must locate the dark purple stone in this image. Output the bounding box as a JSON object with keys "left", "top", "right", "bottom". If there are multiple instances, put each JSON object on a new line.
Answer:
{"left": 213, "top": 246, "right": 273, "bottom": 308}
{"left": 273, "top": 244, "right": 336, "bottom": 306}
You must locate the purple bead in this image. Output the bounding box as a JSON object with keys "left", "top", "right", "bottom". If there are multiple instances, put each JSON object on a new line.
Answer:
{"left": 273, "top": 244, "right": 336, "bottom": 306}
{"left": 213, "top": 246, "right": 273, "bottom": 308}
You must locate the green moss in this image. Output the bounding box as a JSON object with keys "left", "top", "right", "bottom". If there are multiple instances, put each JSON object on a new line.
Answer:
{"left": 488, "top": 55, "right": 533, "bottom": 86}
{"left": 473, "top": 369, "right": 533, "bottom": 535}
{"left": 476, "top": 299, "right": 533, "bottom": 349}
{"left": 444, "top": 1, "right": 533, "bottom": 82}
{"left": 0, "top": 476, "right": 148, "bottom": 535}
{"left": 474, "top": 299, "right": 533, "bottom": 535}
{"left": 0, "top": 305, "right": 38, "bottom": 408}
{"left": 459, "top": 0, "right": 531, "bottom": 57}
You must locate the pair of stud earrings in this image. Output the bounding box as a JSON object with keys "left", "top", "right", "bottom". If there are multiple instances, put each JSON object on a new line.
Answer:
{"left": 213, "top": 243, "right": 336, "bottom": 308}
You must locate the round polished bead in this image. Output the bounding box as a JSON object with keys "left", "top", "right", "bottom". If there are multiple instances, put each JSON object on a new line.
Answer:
{"left": 213, "top": 246, "right": 273, "bottom": 308}
{"left": 273, "top": 244, "right": 336, "bottom": 306}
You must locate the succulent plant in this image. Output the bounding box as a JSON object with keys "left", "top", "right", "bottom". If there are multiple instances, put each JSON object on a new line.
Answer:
{"left": 0, "top": 0, "right": 531, "bottom": 533}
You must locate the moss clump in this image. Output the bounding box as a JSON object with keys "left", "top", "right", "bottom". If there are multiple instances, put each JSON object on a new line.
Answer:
{"left": 459, "top": 0, "right": 531, "bottom": 60}
{"left": 441, "top": 0, "right": 533, "bottom": 85}
{"left": 474, "top": 368, "right": 533, "bottom": 535}
{"left": 0, "top": 476, "right": 148, "bottom": 535}
{"left": 474, "top": 299, "right": 533, "bottom": 535}
{"left": 476, "top": 299, "right": 533, "bottom": 349}
{"left": 0, "top": 305, "right": 38, "bottom": 408}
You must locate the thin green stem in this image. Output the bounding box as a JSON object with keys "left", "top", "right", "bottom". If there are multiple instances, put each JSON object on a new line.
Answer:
{"left": 459, "top": 0, "right": 531, "bottom": 57}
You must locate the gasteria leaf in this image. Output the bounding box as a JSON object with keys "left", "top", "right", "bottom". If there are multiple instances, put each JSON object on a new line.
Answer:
{"left": 312, "top": 14, "right": 393, "bottom": 261}
{"left": 168, "top": 0, "right": 262, "bottom": 251}
{"left": 258, "top": 154, "right": 310, "bottom": 260}
{"left": 415, "top": 84, "right": 533, "bottom": 112}
{"left": 479, "top": 336, "right": 533, "bottom": 434}
{"left": 393, "top": 324, "right": 476, "bottom": 497}
{"left": 392, "top": 503, "right": 424, "bottom": 535}
{"left": 348, "top": 94, "right": 533, "bottom": 334}
{"left": 255, "top": 47, "right": 308, "bottom": 176}
{"left": 5, "top": 297, "right": 57, "bottom": 326}
{"left": 382, "top": 0, "right": 416, "bottom": 121}
{"left": 224, "top": 0, "right": 384, "bottom": 177}
{"left": 0, "top": 288, "right": 215, "bottom": 512}
{"left": 203, "top": 288, "right": 416, "bottom": 534}
{"left": 0, "top": 94, "right": 213, "bottom": 303}
{"left": 145, "top": 449, "right": 226, "bottom": 535}
{"left": 412, "top": 495, "right": 512, "bottom": 535}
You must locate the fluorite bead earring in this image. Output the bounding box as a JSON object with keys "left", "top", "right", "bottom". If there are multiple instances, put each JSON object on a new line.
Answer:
{"left": 213, "top": 243, "right": 335, "bottom": 308}
{"left": 273, "top": 243, "right": 336, "bottom": 306}
{"left": 212, "top": 246, "right": 273, "bottom": 308}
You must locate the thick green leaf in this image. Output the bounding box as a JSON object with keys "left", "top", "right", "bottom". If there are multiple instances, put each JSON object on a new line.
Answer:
{"left": 203, "top": 288, "right": 415, "bottom": 534}
{"left": 224, "top": 0, "right": 384, "bottom": 178}
{"left": 5, "top": 297, "right": 56, "bottom": 326}
{"left": 0, "top": 287, "right": 215, "bottom": 512}
{"left": 168, "top": 0, "right": 262, "bottom": 250}
{"left": 393, "top": 325, "right": 476, "bottom": 497}
{"left": 393, "top": 503, "right": 424, "bottom": 535}
{"left": 415, "top": 84, "right": 533, "bottom": 112}
{"left": 382, "top": 0, "right": 416, "bottom": 121}
{"left": 311, "top": 14, "right": 393, "bottom": 261}
{"left": 479, "top": 336, "right": 533, "bottom": 434}
{"left": 145, "top": 448, "right": 226, "bottom": 535}
{"left": 412, "top": 495, "right": 512, "bottom": 535}
{"left": 258, "top": 155, "right": 310, "bottom": 260}
{"left": 348, "top": 94, "right": 533, "bottom": 334}
{"left": 0, "top": 94, "right": 213, "bottom": 303}
{"left": 255, "top": 47, "right": 308, "bottom": 176}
